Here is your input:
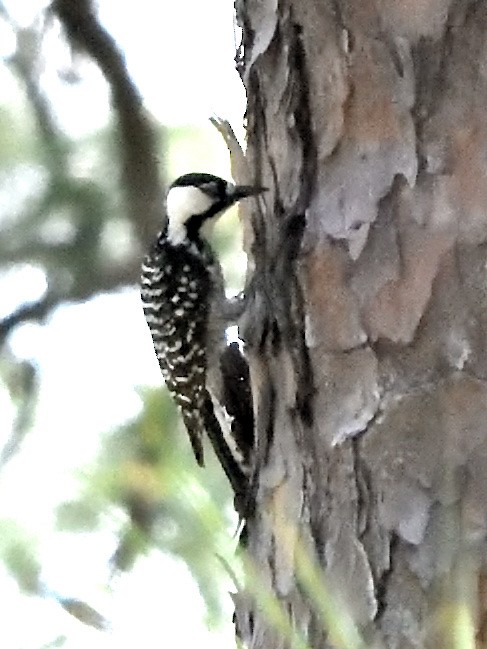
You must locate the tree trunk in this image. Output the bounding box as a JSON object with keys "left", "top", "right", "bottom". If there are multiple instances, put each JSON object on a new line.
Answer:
{"left": 235, "top": 1, "right": 487, "bottom": 647}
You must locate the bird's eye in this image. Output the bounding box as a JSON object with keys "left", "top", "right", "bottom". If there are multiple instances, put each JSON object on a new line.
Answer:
{"left": 199, "top": 181, "right": 220, "bottom": 197}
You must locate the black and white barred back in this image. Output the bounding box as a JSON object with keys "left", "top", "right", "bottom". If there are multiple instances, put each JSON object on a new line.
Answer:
{"left": 140, "top": 233, "right": 216, "bottom": 465}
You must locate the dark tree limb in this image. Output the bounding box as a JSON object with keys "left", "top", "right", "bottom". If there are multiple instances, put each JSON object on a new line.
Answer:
{"left": 0, "top": 291, "right": 61, "bottom": 344}
{"left": 0, "top": 1, "right": 166, "bottom": 345}
{"left": 51, "top": 0, "right": 165, "bottom": 247}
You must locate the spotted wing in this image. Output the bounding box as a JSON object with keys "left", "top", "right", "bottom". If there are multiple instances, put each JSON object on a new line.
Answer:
{"left": 140, "top": 244, "right": 212, "bottom": 465}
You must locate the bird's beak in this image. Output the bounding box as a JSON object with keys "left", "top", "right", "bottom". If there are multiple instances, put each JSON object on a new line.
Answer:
{"left": 231, "top": 184, "right": 268, "bottom": 200}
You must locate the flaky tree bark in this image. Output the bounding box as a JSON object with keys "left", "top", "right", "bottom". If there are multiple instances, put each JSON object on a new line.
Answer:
{"left": 236, "top": 2, "right": 487, "bottom": 648}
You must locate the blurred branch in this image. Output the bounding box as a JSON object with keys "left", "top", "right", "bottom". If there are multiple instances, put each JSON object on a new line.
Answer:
{"left": 13, "top": 31, "right": 67, "bottom": 173}
{"left": 51, "top": 0, "right": 165, "bottom": 246}
{"left": 0, "top": 412, "right": 30, "bottom": 469}
{"left": 0, "top": 249, "right": 141, "bottom": 343}
{"left": 0, "top": 5, "right": 68, "bottom": 174}
{"left": 0, "top": 291, "right": 61, "bottom": 344}
{"left": 0, "top": 2, "right": 165, "bottom": 341}
{"left": 57, "top": 597, "right": 109, "bottom": 631}
{"left": 0, "top": 360, "right": 37, "bottom": 469}
{"left": 3, "top": 0, "right": 165, "bottom": 244}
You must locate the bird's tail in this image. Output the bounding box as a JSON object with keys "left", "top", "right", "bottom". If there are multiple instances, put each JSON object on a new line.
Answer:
{"left": 180, "top": 391, "right": 250, "bottom": 514}
{"left": 180, "top": 408, "right": 206, "bottom": 467}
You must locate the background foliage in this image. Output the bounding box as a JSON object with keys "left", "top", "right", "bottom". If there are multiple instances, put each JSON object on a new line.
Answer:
{"left": 0, "top": 1, "right": 244, "bottom": 646}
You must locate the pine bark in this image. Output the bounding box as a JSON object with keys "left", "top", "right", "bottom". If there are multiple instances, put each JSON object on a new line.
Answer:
{"left": 236, "top": 1, "right": 487, "bottom": 647}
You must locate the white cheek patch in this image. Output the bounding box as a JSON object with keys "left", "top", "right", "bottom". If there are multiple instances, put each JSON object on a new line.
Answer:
{"left": 167, "top": 186, "right": 213, "bottom": 222}
{"left": 166, "top": 186, "right": 214, "bottom": 244}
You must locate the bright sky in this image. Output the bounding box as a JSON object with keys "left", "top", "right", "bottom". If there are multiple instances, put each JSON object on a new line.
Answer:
{"left": 0, "top": 1, "right": 246, "bottom": 647}
{"left": 0, "top": 0, "right": 246, "bottom": 131}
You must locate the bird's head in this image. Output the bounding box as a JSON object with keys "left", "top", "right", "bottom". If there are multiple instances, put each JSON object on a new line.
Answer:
{"left": 166, "top": 172, "right": 266, "bottom": 244}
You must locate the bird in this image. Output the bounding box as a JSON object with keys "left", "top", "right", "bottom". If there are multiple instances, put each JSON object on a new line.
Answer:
{"left": 140, "top": 172, "right": 265, "bottom": 503}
